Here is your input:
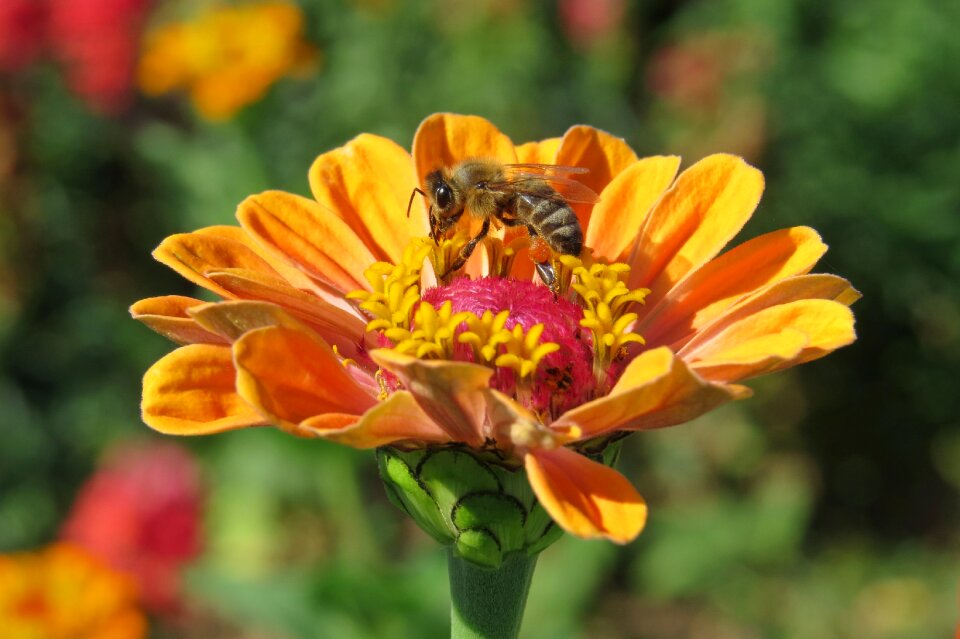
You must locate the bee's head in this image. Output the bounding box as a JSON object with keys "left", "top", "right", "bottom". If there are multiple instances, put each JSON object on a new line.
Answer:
{"left": 425, "top": 170, "right": 456, "bottom": 215}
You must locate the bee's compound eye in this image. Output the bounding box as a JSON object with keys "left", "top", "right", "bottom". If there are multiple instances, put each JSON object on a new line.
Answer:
{"left": 436, "top": 184, "right": 453, "bottom": 209}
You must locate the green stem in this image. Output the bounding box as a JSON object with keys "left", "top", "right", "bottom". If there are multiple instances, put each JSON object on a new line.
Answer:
{"left": 447, "top": 549, "right": 539, "bottom": 639}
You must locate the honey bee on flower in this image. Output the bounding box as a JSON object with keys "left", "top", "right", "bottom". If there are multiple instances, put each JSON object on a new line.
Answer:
{"left": 133, "top": 113, "right": 858, "bottom": 555}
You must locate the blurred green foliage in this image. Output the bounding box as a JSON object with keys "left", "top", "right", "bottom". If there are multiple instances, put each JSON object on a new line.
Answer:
{"left": 1, "top": 0, "right": 957, "bottom": 637}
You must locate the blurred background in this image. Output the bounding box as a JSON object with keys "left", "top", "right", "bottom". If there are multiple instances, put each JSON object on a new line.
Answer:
{"left": 1, "top": 0, "right": 958, "bottom": 637}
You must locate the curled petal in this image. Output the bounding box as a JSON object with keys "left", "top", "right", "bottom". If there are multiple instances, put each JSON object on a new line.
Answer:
{"left": 205, "top": 267, "right": 367, "bottom": 348}
{"left": 639, "top": 226, "right": 829, "bottom": 348}
{"left": 237, "top": 191, "right": 376, "bottom": 293}
{"left": 412, "top": 113, "right": 517, "bottom": 192}
{"left": 678, "top": 273, "right": 861, "bottom": 355}
{"left": 685, "top": 299, "right": 857, "bottom": 383}
{"left": 152, "top": 226, "right": 280, "bottom": 298}
{"left": 371, "top": 349, "right": 491, "bottom": 446}
{"left": 309, "top": 133, "right": 427, "bottom": 263}
{"left": 142, "top": 344, "right": 267, "bottom": 435}
{"left": 233, "top": 325, "right": 376, "bottom": 433}
{"left": 525, "top": 446, "right": 647, "bottom": 544}
{"left": 188, "top": 300, "right": 305, "bottom": 342}
{"left": 301, "top": 391, "right": 454, "bottom": 448}
{"left": 554, "top": 347, "right": 749, "bottom": 438}
{"left": 130, "top": 295, "right": 227, "bottom": 345}
{"left": 585, "top": 156, "right": 681, "bottom": 262}
{"left": 629, "top": 154, "right": 765, "bottom": 301}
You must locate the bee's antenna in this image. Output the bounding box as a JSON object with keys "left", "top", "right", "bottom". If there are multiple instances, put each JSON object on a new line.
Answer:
{"left": 407, "top": 188, "right": 426, "bottom": 218}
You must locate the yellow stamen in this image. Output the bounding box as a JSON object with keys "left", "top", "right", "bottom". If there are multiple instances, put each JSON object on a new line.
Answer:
{"left": 563, "top": 256, "right": 650, "bottom": 392}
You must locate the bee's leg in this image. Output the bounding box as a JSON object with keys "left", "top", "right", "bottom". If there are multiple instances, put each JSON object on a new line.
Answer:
{"left": 442, "top": 217, "right": 491, "bottom": 277}
{"left": 535, "top": 262, "right": 557, "bottom": 290}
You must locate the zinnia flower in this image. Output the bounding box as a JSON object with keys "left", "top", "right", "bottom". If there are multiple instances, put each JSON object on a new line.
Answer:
{"left": 133, "top": 113, "right": 857, "bottom": 549}
{"left": 0, "top": 543, "right": 146, "bottom": 638}
{"left": 60, "top": 441, "right": 203, "bottom": 615}
{"left": 137, "top": 1, "right": 318, "bottom": 120}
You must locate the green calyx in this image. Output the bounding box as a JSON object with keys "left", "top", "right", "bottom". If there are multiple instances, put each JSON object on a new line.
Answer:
{"left": 376, "top": 445, "right": 563, "bottom": 568}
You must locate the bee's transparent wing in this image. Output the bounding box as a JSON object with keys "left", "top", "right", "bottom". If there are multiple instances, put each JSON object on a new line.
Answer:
{"left": 492, "top": 165, "right": 600, "bottom": 204}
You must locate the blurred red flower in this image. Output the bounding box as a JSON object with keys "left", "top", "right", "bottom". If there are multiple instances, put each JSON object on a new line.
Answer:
{"left": 61, "top": 441, "right": 203, "bottom": 615}
{"left": 48, "top": 0, "right": 153, "bottom": 113}
{"left": 0, "top": 0, "right": 152, "bottom": 113}
{"left": 559, "top": 0, "right": 625, "bottom": 48}
{"left": 0, "top": 0, "right": 46, "bottom": 72}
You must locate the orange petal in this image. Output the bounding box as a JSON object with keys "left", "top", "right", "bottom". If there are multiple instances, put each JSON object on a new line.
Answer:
{"left": 142, "top": 344, "right": 267, "bottom": 435}
{"left": 370, "top": 349, "right": 491, "bottom": 446}
{"left": 309, "top": 133, "right": 426, "bottom": 264}
{"left": 685, "top": 299, "right": 856, "bottom": 383}
{"left": 554, "top": 347, "right": 749, "bottom": 438}
{"left": 233, "top": 325, "right": 376, "bottom": 433}
{"left": 152, "top": 226, "right": 280, "bottom": 298}
{"left": 585, "top": 155, "right": 681, "bottom": 261}
{"left": 554, "top": 125, "right": 639, "bottom": 237}
{"left": 677, "top": 273, "right": 861, "bottom": 354}
{"left": 412, "top": 113, "right": 517, "bottom": 191}
{"left": 301, "top": 391, "right": 453, "bottom": 448}
{"left": 209, "top": 223, "right": 322, "bottom": 293}
{"left": 237, "top": 191, "right": 376, "bottom": 293}
{"left": 638, "top": 226, "right": 828, "bottom": 348}
{"left": 130, "top": 295, "right": 228, "bottom": 345}
{"left": 515, "top": 137, "right": 561, "bottom": 164}
{"left": 629, "top": 154, "right": 764, "bottom": 302}
{"left": 555, "top": 125, "right": 639, "bottom": 196}
{"left": 525, "top": 446, "right": 647, "bottom": 543}
{"left": 205, "top": 267, "right": 367, "bottom": 349}
{"left": 188, "top": 300, "right": 305, "bottom": 342}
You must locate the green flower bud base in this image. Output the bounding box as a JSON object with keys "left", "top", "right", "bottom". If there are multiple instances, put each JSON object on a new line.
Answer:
{"left": 377, "top": 442, "right": 622, "bottom": 639}
{"left": 376, "top": 445, "right": 564, "bottom": 567}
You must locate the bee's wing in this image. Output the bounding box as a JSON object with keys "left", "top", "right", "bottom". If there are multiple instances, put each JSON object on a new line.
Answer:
{"left": 492, "top": 166, "right": 600, "bottom": 204}
{"left": 503, "top": 163, "right": 590, "bottom": 176}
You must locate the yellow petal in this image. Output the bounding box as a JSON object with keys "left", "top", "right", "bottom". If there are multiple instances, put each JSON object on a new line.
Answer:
{"left": 237, "top": 190, "right": 376, "bottom": 293}
{"left": 585, "top": 155, "right": 681, "bottom": 261}
{"left": 411, "top": 113, "right": 517, "bottom": 192}
{"left": 370, "top": 349, "right": 491, "bottom": 446}
{"left": 130, "top": 295, "right": 228, "bottom": 345}
{"left": 629, "top": 154, "right": 764, "bottom": 302}
{"left": 308, "top": 133, "right": 427, "bottom": 264}
{"left": 302, "top": 391, "right": 453, "bottom": 448}
{"left": 233, "top": 325, "right": 376, "bottom": 432}
{"left": 152, "top": 226, "right": 280, "bottom": 298}
{"left": 142, "top": 344, "right": 267, "bottom": 435}
{"left": 638, "top": 226, "right": 828, "bottom": 348}
{"left": 685, "top": 299, "right": 857, "bottom": 382}
{"left": 554, "top": 347, "right": 749, "bottom": 438}
{"left": 515, "top": 137, "right": 561, "bottom": 164}
{"left": 678, "top": 273, "right": 861, "bottom": 354}
{"left": 525, "top": 447, "right": 647, "bottom": 544}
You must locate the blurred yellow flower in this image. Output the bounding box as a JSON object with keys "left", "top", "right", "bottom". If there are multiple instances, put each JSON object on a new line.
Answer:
{"left": 138, "top": 1, "right": 317, "bottom": 120}
{"left": 0, "top": 543, "right": 146, "bottom": 639}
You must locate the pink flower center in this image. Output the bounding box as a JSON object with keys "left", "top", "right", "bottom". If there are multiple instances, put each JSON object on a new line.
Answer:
{"left": 422, "top": 276, "right": 596, "bottom": 418}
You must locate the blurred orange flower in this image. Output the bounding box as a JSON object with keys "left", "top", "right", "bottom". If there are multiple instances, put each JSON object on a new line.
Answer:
{"left": 61, "top": 441, "right": 203, "bottom": 615}
{"left": 133, "top": 113, "right": 858, "bottom": 543}
{"left": 0, "top": 543, "right": 146, "bottom": 639}
{"left": 138, "top": 1, "right": 317, "bottom": 120}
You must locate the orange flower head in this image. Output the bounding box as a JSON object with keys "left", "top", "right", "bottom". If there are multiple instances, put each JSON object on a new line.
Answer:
{"left": 0, "top": 543, "right": 147, "bottom": 639}
{"left": 133, "top": 113, "right": 858, "bottom": 553}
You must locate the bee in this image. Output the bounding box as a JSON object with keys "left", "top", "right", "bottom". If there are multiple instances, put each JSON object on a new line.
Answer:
{"left": 407, "top": 159, "right": 599, "bottom": 286}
